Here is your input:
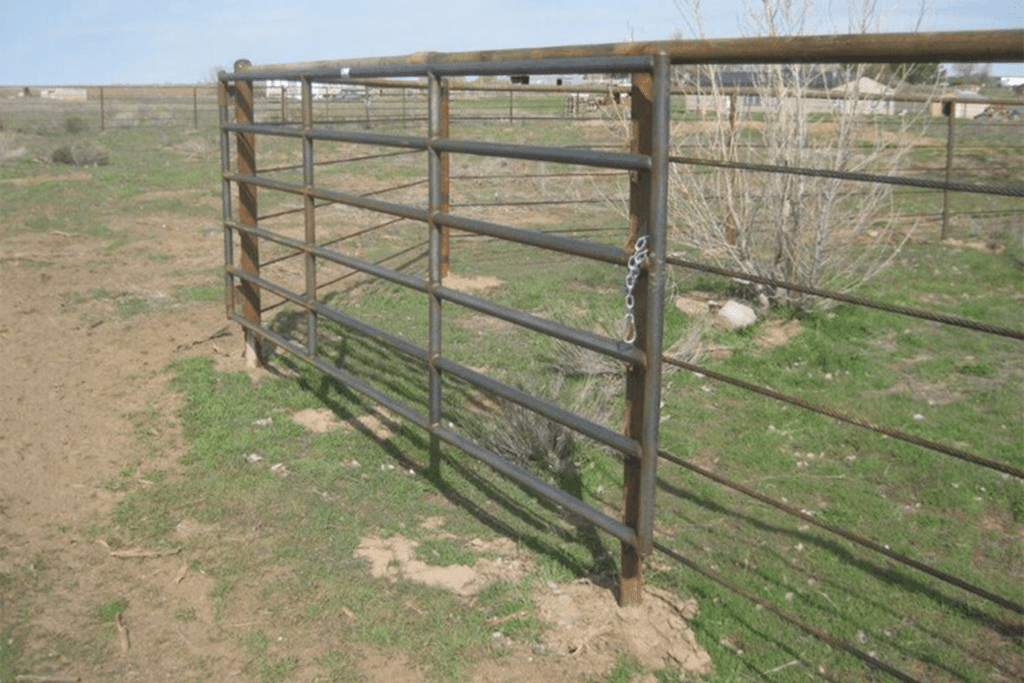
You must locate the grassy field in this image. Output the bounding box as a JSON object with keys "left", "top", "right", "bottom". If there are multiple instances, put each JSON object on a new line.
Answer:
{"left": 1, "top": 91, "right": 1021, "bottom": 682}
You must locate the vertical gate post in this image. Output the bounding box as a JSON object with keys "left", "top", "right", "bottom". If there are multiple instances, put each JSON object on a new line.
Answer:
{"left": 439, "top": 79, "right": 451, "bottom": 278}
{"left": 99, "top": 87, "right": 105, "bottom": 132}
{"left": 234, "top": 59, "right": 262, "bottom": 369}
{"left": 301, "top": 77, "right": 318, "bottom": 359}
{"left": 941, "top": 99, "right": 957, "bottom": 240}
{"left": 218, "top": 76, "right": 235, "bottom": 321}
{"left": 620, "top": 54, "right": 670, "bottom": 608}
{"left": 427, "top": 74, "right": 445, "bottom": 466}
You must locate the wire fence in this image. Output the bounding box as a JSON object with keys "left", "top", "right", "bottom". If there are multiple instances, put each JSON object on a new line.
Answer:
{"left": 216, "top": 31, "right": 1022, "bottom": 682}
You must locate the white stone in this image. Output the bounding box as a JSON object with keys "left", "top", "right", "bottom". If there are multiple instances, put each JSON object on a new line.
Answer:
{"left": 714, "top": 300, "right": 757, "bottom": 330}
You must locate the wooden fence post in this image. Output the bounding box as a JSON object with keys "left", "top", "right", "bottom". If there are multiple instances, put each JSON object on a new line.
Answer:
{"left": 942, "top": 99, "right": 957, "bottom": 240}
{"left": 234, "top": 59, "right": 262, "bottom": 369}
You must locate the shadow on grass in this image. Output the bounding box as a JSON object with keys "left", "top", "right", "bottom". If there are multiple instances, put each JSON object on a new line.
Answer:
{"left": 267, "top": 310, "right": 616, "bottom": 583}
{"left": 654, "top": 469, "right": 1023, "bottom": 681}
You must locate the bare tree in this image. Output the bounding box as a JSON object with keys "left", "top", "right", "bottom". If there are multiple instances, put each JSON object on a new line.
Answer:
{"left": 949, "top": 62, "right": 991, "bottom": 82}
{"left": 662, "top": 0, "right": 937, "bottom": 310}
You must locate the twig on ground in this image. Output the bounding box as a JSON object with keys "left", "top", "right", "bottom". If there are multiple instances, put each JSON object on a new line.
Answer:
{"left": 109, "top": 547, "right": 181, "bottom": 559}
{"left": 116, "top": 612, "right": 131, "bottom": 655}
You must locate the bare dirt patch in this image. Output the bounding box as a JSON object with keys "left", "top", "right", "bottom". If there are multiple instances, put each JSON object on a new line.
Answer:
{"left": 354, "top": 534, "right": 528, "bottom": 597}
{"left": 444, "top": 273, "right": 504, "bottom": 291}
{"left": 536, "top": 580, "right": 711, "bottom": 675}
{"left": 290, "top": 405, "right": 401, "bottom": 439}
{"left": 354, "top": 534, "right": 712, "bottom": 680}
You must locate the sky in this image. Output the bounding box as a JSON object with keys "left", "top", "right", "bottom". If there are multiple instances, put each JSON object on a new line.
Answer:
{"left": 0, "top": 0, "right": 1021, "bottom": 84}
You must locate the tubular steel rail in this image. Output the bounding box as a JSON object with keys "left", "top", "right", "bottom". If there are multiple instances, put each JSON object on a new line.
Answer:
{"left": 220, "top": 29, "right": 1024, "bottom": 683}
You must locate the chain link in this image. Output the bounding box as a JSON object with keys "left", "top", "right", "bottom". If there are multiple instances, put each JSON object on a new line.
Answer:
{"left": 622, "top": 236, "right": 648, "bottom": 344}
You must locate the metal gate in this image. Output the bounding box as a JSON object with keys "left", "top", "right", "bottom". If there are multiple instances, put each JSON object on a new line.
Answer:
{"left": 220, "top": 29, "right": 1023, "bottom": 681}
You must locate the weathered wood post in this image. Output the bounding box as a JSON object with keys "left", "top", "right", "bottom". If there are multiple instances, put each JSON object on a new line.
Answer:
{"left": 234, "top": 59, "right": 262, "bottom": 369}
{"left": 942, "top": 98, "right": 957, "bottom": 240}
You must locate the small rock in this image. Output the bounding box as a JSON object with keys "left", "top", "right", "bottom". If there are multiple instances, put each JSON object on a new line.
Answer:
{"left": 714, "top": 300, "right": 757, "bottom": 331}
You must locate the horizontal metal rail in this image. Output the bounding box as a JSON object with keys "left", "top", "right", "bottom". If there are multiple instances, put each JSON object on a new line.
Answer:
{"left": 665, "top": 254, "right": 1024, "bottom": 340}
{"left": 433, "top": 423, "right": 638, "bottom": 545}
{"left": 226, "top": 218, "right": 429, "bottom": 293}
{"left": 437, "top": 212, "right": 626, "bottom": 264}
{"left": 436, "top": 356, "right": 641, "bottom": 459}
{"left": 669, "top": 154, "right": 1024, "bottom": 198}
{"left": 436, "top": 286, "right": 643, "bottom": 366}
{"left": 661, "top": 353, "right": 1024, "bottom": 479}
{"left": 652, "top": 540, "right": 924, "bottom": 683}
{"left": 229, "top": 260, "right": 641, "bottom": 461}
{"left": 228, "top": 304, "right": 639, "bottom": 548}
{"left": 657, "top": 448, "right": 1024, "bottom": 614}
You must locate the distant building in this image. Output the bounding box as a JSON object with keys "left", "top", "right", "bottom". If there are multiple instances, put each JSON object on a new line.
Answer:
{"left": 999, "top": 76, "right": 1024, "bottom": 88}
{"left": 41, "top": 88, "right": 87, "bottom": 101}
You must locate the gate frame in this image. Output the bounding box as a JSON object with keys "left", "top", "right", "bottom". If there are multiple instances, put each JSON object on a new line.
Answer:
{"left": 219, "top": 29, "right": 1023, "bottom": 610}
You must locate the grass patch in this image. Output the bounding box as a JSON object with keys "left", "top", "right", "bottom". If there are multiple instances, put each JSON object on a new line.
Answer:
{"left": 92, "top": 597, "right": 129, "bottom": 622}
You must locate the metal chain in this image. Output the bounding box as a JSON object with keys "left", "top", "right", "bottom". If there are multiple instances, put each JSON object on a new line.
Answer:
{"left": 622, "top": 235, "right": 648, "bottom": 344}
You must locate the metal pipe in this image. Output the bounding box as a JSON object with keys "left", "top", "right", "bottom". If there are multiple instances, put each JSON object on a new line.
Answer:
{"left": 431, "top": 138, "right": 649, "bottom": 170}
{"left": 435, "top": 357, "right": 641, "bottom": 459}
{"left": 222, "top": 121, "right": 428, "bottom": 150}
{"left": 218, "top": 77, "right": 234, "bottom": 320}
{"left": 436, "top": 213, "right": 627, "bottom": 265}
{"left": 225, "top": 220, "right": 429, "bottom": 293}
{"left": 231, "top": 311, "right": 432, "bottom": 431}
{"left": 301, "top": 77, "right": 319, "bottom": 359}
{"left": 223, "top": 172, "right": 430, "bottom": 224}
{"left": 428, "top": 73, "right": 444, "bottom": 431}
{"left": 434, "top": 424, "right": 638, "bottom": 545}
{"left": 437, "top": 286, "right": 643, "bottom": 365}
{"left": 668, "top": 154, "right": 1024, "bottom": 198}
{"left": 664, "top": 254, "right": 1024, "bottom": 340}
{"left": 636, "top": 51, "right": 671, "bottom": 557}
{"left": 226, "top": 267, "right": 430, "bottom": 362}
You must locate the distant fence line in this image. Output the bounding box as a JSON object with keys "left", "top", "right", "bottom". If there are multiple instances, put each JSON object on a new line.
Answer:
{"left": 3, "top": 77, "right": 1020, "bottom": 240}
{"left": 3, "top": 80, "right": 1021, "bottom": 130}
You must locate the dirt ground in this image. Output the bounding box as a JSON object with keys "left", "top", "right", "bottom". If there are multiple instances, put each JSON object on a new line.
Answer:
{"left": 0, "top": 196, "right": 710, "bottom": 679}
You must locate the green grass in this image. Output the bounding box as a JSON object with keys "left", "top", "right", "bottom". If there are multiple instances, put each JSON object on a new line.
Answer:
{"left": 92, "top": 597, "right": 129, "bottom": 623}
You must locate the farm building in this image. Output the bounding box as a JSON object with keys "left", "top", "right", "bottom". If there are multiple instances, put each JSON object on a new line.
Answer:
{"left": 262, "top": 79, "right": 358, "bottom": 100}
{"left": 928, "top": 91, "right": 990, "bottom": 118}
{"left": 40, "top": 88, "right": 87, "bottom": 101}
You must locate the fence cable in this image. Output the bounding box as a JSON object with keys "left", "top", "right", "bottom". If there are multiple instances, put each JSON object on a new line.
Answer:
{"left": 657, "top": 448, "right": 1023, "bottom": 614}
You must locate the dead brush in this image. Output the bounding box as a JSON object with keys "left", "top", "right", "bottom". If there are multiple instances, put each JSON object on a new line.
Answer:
{"left": 467, "top": 367, "right": 620, "bottom": 477}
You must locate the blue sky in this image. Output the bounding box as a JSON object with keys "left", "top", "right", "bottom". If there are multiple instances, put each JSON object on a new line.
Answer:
{"left": 0, "top": 0, "right": 1021, "bottom": 84}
